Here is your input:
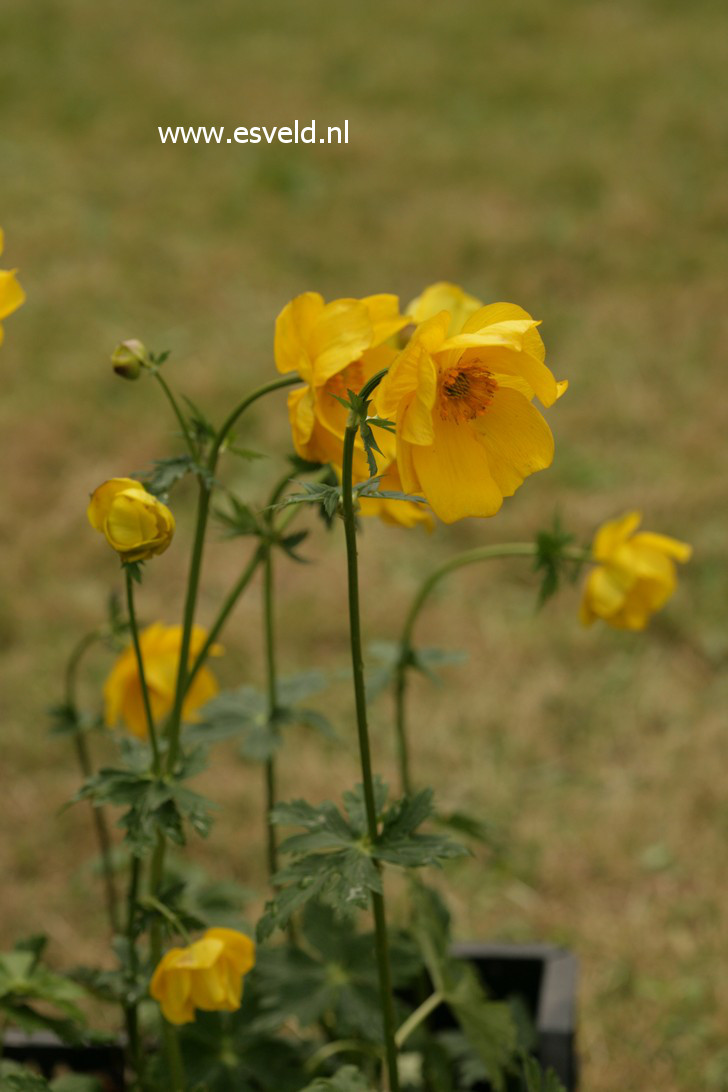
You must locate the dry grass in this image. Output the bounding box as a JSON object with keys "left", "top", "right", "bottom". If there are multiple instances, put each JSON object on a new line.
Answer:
{"left": 2, "top": 1, "right": 728, "bottom": 1088}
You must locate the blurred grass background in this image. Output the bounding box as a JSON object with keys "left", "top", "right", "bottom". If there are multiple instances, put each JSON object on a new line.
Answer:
{"left": 2, "top": 0, "right": 728, "bottom": 1088}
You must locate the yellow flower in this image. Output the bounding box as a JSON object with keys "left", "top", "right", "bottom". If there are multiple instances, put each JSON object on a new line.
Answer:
{"left": 87, "top": 478, "right": 175, "bottom": 562}
{"left": 375, "top": 286, "right": 566, "bottom": 524}
{"left": 0, "top": 228, "right": 26, "bottom": 346}
{"left": 104, "top": 623, "right": 222, "bottom": 739}
{"left": 150, "top": 928, "right": 255, "bottom": 1025}
{"left": 274, "top": 292, "right": 408, "bottom": 467}
{"left": 580, "top": 511, "right": 692, "bottom": 631}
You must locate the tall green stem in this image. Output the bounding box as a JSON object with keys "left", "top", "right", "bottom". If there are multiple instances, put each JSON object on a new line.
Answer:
{"left": 125, "top": 570, "right": 161, "bottom": 774}
{"left": 341, "top": 414, "right": 400, "bottom": 1092}
{"left": 394, "top": 543, "right": 590, "bottom": 794}
{"left": 165, "top": 373, "right": 298, "bottom": 773}
{"left": 124, "top": 856, "right": 144, "bottom": 1089}
{"left": 262, "top": 543, "right": 279, "bottom": 879}
{"left": 64, "top": 630, "right": 120, "bottom": 934}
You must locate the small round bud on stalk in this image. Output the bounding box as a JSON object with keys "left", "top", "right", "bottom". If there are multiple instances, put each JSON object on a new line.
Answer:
{"left": 111, "top": 339, "right": 151, "bottom": 380}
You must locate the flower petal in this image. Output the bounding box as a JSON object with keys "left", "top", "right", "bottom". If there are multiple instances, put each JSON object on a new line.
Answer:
{"left": 592, "top": 512, "right": 642, "bottom": 562}
{"left": 472, "top": 388, "right": 554, "bottom": 496}
{"left": 411, "top": 414, "right": 503, "bottom": 523}
{"left": 406, "top": 282, "right": 483, "bottom": 335}
{"left": 274, "top": 292, "right": 324, "bottom": 378}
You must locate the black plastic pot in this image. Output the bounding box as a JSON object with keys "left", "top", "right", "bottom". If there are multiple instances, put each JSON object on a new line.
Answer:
{"left": 2, "top": 1029, "right": 126, "bottom": 1090}
{"left": 450, "top": 942, "right": 579, "bottom": 1090}
{"left": 2, "top": 944, "right": 577, "bottom": 1091}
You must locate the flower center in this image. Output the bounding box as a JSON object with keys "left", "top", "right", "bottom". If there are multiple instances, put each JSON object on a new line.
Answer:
{"left": 439, "top": 363, "right": 498, "bottom": 423}
{"left": 325, "top": 360, "right": 365, "bottom": 400}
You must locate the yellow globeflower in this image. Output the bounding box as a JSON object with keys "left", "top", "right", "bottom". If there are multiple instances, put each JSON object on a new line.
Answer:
{"left": 87, "top": 478, "right": 175, "bottom": 562}
{"left": 0, "top": 228, "right": 26, "bottom": 346}
{"left": 150, "top": 928, "right": 255, "bottom": 1025}
{"left": 104, "top": 623, "right": 222, "bottom": 739}
{"left": 375, "top": 287, "right": 566, "bottom": 524}
{"left": 580, "top": 511, "right": 692, "bottom": 631}
{"left": 274, "top": 292, "right": 408, "bottom": 467}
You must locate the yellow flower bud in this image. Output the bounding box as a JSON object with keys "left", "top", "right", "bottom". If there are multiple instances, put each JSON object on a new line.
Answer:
{"left": 580, "top": 511, "right": 692, "bottom": 630}
{"left": 87, "top": 478, "right": 175, "bottom": 562}
{"left": 104, "top": 622, "right": 222, "bottom": 739}
{"left": 111, "top": 339, "right": 151, "bottom": 380}
{"left": 150, "top": 928, "right": 255, "bottom": 1025}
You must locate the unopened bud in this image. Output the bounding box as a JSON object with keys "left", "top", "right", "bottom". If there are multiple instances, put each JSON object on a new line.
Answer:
{"left": 111, "top": 339, "right": 151, "bottom": 380}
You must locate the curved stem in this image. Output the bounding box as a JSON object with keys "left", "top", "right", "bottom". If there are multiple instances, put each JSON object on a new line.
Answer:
{"left": 125, "top": 570, "right": 161, "bottom": 774}
{"left": 394, "top": 543, "right": 590, "bottom": 795}
{"left": 64, "top": 630, "right": 120, "bottom": 934}
{"left": 153, "top": 371, "right": 198, "bottom": 460}
{"left": 209, "top": 374, "right": 299, "bottom": 469}
{"left": 394, "top": 990, "right": 444, "bottom": 1049}
{"left": 166, "top": 374, "right": 298, "bottom": 773}
{"left": 341, "top": 415, "right": 400, "bottom": 1092}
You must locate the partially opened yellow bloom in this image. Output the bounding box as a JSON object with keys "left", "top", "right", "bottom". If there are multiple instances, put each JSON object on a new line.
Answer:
{"left": 87, "top": 478, "right": 175, "bottom": 562}
{"left": 104, "top": 623, "right": 222, "bottom": 739}
{"left": 275, "top": 292, "right": 408, "bottom": 467}
{"left": 580, "top": 511, "right": 692, "bottom": 630}
{"left": 0, "top": 228, "right": 26, "bottom": 346}
{"left": 375, "top": 286, "right": 566, "bottom": 523}
{"left": 150, "top": 928, "right": 255, "bottom": 1025}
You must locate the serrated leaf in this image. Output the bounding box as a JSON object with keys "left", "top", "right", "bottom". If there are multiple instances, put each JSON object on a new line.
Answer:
{"left": 134, "top": 454, "right": 209, "bottom": 501}
{"left": 181, "top": 396, "right": 217, "bottom": 445}
{"left": 533, "top": 515, "right": 579, "bottom": 608}
{"left": 214, "top": 495, "right": 263, "bottom": 539}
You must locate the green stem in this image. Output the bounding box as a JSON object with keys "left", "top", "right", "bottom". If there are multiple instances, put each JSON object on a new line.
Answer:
{"left": 125, "top": 569, "right": 162, "bottom": 774}
{"left": 166, "top": 374, "right": 298, "bottom": 773}
{"left": 161, "top": 1020, "right": 186, "bottom": 1092}
{"left": 262, "top": 543, "right": 279, "bottom": 879}
{"left": 124, "top": 855, "right": 144, "bottom": 1089}
{"left": 209, "top": 374, "right": 299, "bottom": 469}
{"left": 153, "top": 371, "right": 198, "bottom": 460}
{"left": 394, "top": 990, "right": 444, "bottom": 1049}
{"left": 341, "top": 411, "right": 400, "bottom": 1092}
{"left": 185, "top": 545, "right": 263, "bottom": 693}
{"left": 140, "top": 895, "right": 192, "bottom": 943}
{"left": 394, "top": 543, "right": 590, "bottom": 795}
{"left": 64, "top": 630, "right": 120, "bottom": 934}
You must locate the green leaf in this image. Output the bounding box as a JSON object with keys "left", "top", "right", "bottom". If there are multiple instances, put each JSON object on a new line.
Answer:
{"left": 298, "top": 1066, "right": 374, "bottom": 1092}
{"left": 135, "top": 454, "right": 211, "bottom": 501}
{"left": 375, "top": 790, "right": 469, "bottom": 869}
{"left": 410, "top": 884, "right": 517, "bottom": 1092}
{"left": 0, "top": 1062, "right": 50, "bottom": 1091}
{"left": 533, "top": 514, "right": 580, "bottom": 607}
{"left": 518, "top": 1051, "right": 568, "bottom": 1092}
{"left": 258, "top": 785, "right": 465, "bottom": 938}
{"left": 181, "top": 396, "right": 217, "bottom": 446}
{"left": 213, "top": 495, "right": 263, "bottom": 539}
{"left": 275, "top": 481, "right": 342, "bottom": 521}
{"left": 186, "top": 674, "right": 335, "bottom": 756}
{"left": 74, "top": 765, "right": 215, "bottom": 855}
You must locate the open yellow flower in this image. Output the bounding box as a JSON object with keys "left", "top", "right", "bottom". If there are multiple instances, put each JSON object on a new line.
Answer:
{"left": 375, "top": 287, "right": 566, "bottom": 524}
{"left": 0, "top": 228, "right": 26, "bottom": 346}
{"left": 150, "top": 928, "right": 255, "bottom": 1025}
{"left": 580, "top": 511, "right": 692, "bottom": 631}
{"left": 274, "top": 292, "right": 408, "bottom": 467}
{"left": 104, "top": 623, "right": 222, "bottom": 739}
{"left": 87, "top": 478, "right": 175, "bottom": 562}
